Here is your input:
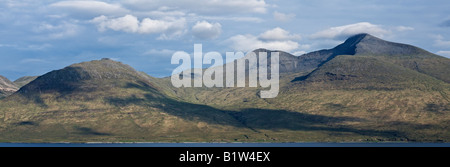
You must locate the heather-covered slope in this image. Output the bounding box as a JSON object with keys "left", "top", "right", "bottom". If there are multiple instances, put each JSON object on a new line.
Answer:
{"left": 13, "top": 76, "right": 38, "bottom": 88}
{"left": 0, "top": 59, "right": 260, "bottom": 142}
{"left": 0, "top": 34, "right": 449, "bottom": 142}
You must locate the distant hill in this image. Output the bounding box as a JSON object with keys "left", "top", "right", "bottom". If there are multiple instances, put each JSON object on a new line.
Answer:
{"left": 0, "top": 75, "right": 18, "bottom": 98}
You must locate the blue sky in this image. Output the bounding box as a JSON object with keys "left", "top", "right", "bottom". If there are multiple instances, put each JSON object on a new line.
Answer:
{"left": 1, "top": 0, "right": 449, "bottom": 80}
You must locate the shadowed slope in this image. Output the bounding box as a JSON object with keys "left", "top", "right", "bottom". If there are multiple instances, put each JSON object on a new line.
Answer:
{"left": 0, "top": 59, "right": 258, "bottom": 142}
{"left": 299, "top": 34, "right": 450, "bottom": 82}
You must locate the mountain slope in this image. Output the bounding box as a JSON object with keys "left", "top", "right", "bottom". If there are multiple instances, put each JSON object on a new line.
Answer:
{"left": 0, "top": 75, "right": 18, "bottom": 98}
{"left": 292, "top": 34, "right": 450, "bottom": 83}
{"left": 348, "top": 33, "right": 431, "bottom": 56}
{"left": 348, "top": 34, "right": 450, "bottom": 83}
{"left": 17, "top": 58, "right": 160, "bottom": 95}
{"left": 161, "top": 34, "right": 450, "bottom": 142}
{"left": 0, "top": 59, "right": 261, "bottom": 142}
{"left": 292, "top": 55, "right": 447, "bottom": 90}
{"left": 0, "top": 34, "right": 449, "bottom": 142}
{"left": 167, "top": 34, "right": 450, "bottom": 104}
{"left": 290, "top": 34, "right": 450, "bottom": 91}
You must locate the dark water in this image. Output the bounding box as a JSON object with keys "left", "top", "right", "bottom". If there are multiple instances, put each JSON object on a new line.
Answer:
{"left": 1, "top": 143, "right": 449, "bottom": 147}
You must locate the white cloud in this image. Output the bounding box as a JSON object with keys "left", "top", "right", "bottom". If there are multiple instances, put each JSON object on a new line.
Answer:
{"left": 273, "top": 11, "right": 295, "bottom": 22}
{"left": 292, "top": 51, "right": 307, "bottom": 56}
{"left": 50, "top": 1, "right": 129, "bottom": 16}
{"left": 227, "top": 34, "right": 299, "bottom": 52}
{"left": 90, "top": 15, "right": 186, "bottom": 38}
{"left": 20, "top": 58, "right": 50, "bottom": 64}
{"left": 122, "top": 0, "right": 267, "bottom": 14}
{"left": 25, "top": 44, "right": 52, "bottom": 50}
{"left": 33, "top": 21, "right": 80, "bottom": 39}
{"left": 143, "top": 49, "right": 177, "bottom": 56}
{"left": 436, "top": 51, "right": 450, "bottom": 58}
{"left": 142, "top": 10, "right": 186, "bottom": 19}
{"left": 192, "top": 21, "right": 222, "bottom": 40}
{"left": 140, "top": 17, "right": 181, "bottom": 34}
{"left": 259, "top": 27, "right": 301, "bottom": 41}
{"left": 0, "top": 43, "right": 52, "bottom": 50}
{"left": 197, "top": 15, "right": 264, "bottom": 23}
{"left": 433, "top": 35, "right": 450, "bottom": 47}
{"left": 311, "top": 22, "right": 390, "bottom": 39}
{"left": 0, "top": 44, "right": 16, "bottom": 48}
{"left": 395, "top": 26, "right": 414, "bottom": 32}
{"left": 227, "top": 28, "right": 303, "bottom": 52}
{"left": 91, "top": 15, "right": 138, "bottom": 33}
{"left": 310, "top": 22, "right": 416, "bottom": 40}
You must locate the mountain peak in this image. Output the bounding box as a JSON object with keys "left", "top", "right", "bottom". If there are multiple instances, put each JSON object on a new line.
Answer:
{"left": 343, "top": 33, "right": 374, "bottom": 46}
{"left": 334, "top": 33, "right": 431, "bottom": 56}
{"left": 17, "top": 59, "right": 152, "bottom": 94}
{"left": 63, "top": 58, "right": 142, "bottom": 80}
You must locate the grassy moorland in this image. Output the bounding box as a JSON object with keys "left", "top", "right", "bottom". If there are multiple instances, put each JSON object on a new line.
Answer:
{"left": 0, "top": 34, "right": 449, "bottom": 143}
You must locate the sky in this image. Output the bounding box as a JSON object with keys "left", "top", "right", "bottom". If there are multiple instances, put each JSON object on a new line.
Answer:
{"left": 0, "top": 0, "right": 450, "bottom": 80}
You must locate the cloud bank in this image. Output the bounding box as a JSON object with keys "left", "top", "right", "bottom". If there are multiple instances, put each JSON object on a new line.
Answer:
{"left": 311, "top": 22, "right": 390, "bottom": 40}
{"left": 192, "top": 21, "right": 222, "bottom": 40}
{"left": 227, "top": 27, "right": 304, "bottom": 52}
{"left": 90, "top": 14, "right": 186, "bottom": 38}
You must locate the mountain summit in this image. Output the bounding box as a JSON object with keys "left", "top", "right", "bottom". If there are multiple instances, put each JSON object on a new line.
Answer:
{"left": 290, "top": 33, "right": 450, "bottom": 83}
{"left": 18, "top": 58, "right": 158, "bottom": 95}
{"left": 245, "top": 34, "right": 449, "bottom": 84}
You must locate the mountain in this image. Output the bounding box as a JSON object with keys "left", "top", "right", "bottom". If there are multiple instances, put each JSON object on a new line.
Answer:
{"left": 0, "top": 58, "right": 260, "bottom": 142}
{"left": 295, "top": 33, "right": 450, "bottom": 83}
{"left": 17, "top": 58, "right": 160, "bottom": 95}
{"left": 0, "top": 75, "right": 18, "bottom": 98}
{"left": 167, "top": 34, "right": 450, "bottom": 102}
{"left": 289, "top": 34, "right": 450, "bottom": 89}
{"left": 163, "top": 34, "right": 450, "bottom": 142}
{"left": 230, "top": 34, "right": 450, "bottom": 83}
{"left": 0, "top": 34, "right": 449, "bottom": 142}
{"left": 13, "top": 76, "right": 38, "bottom": 88}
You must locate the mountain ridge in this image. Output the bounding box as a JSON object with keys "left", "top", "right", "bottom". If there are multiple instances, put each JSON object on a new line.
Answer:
{"left": 17, "top": 58, "right": 160, "bottom": 95}
{"left": 275, "top": 33, "right": 450, "bottom": 83}
{"left": 0, "top": 34, "right": 449, "bottom": 142}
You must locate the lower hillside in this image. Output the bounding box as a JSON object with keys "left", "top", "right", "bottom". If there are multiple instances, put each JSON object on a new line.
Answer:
{"left": 162, "top": 55, "right": 450, "bottom": 142}
{"left": 0, "top": 59, "right": 261, "bottom": 142}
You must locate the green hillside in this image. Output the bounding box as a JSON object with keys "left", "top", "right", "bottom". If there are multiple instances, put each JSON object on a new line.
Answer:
{"left": 13, "top": 76, "right": 38, "bottom": 88}
{"left": 0, "top": 34, "right": 449, "bottom": 142}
